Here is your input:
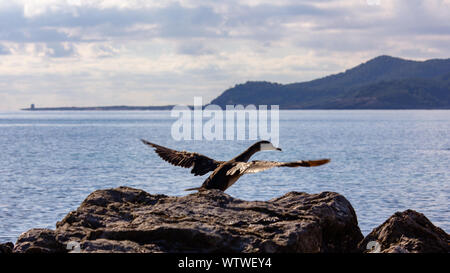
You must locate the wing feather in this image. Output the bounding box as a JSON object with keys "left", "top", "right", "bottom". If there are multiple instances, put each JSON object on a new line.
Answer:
{"left": 226, "top": 159, "right": 330, "bottom": 176}
{"left": 141, "top": 139, "right": 223, "bottom": 176}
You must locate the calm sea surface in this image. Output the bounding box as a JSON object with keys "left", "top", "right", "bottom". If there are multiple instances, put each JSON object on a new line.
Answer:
{"left": 0, "top": 110, "right": 449, "bottom": 243}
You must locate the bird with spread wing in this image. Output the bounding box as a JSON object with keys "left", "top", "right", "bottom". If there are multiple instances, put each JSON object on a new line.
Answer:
{"left": 141, "top": 139, "right": 330, "bottom": 192}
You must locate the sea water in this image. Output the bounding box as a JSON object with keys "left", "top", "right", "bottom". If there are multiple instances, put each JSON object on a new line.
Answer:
{"left": 0, "top": 110, "right": 448, "bottom": 242}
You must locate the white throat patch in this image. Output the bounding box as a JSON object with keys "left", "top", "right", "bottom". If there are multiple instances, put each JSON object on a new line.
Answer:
{"left": 260, "top": 143, "right": 277, "bottom": 151}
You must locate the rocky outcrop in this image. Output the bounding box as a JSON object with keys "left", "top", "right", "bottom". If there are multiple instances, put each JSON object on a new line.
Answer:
{"left": 12, "top": 186, "right": 363, "bottom": 253}
{"left": 0, "top": 242, "right": 14, "bottom": 253}
{"left": 8, "top": 187, "right": 448, "bottom": 253}
{"left": 13, "top": 229, "right": 66, "bottom": 253}
{"left": 359, "top": 210, "right": 449, "bottom": 253}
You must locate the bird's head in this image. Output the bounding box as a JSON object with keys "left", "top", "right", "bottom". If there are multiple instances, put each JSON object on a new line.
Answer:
{"left": 255, "top": 140, "right": 282, "bottom": 152}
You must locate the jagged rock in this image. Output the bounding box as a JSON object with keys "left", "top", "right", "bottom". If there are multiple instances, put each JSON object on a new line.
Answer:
{"left": 359, "top": 209, "right": 450, "bottom": 253}
{"left": 13, "top": 228, "right": 67, "bottom": 253}
{"left": 0, "top": 242, "right": 14, "bottom": 253}
{"left": 12, "top": 186, "right": 363, "bottom": 253}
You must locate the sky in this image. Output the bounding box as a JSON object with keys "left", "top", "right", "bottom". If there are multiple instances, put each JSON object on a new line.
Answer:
{"left": 0, "top": 0, "right": 449, "bottom": 110}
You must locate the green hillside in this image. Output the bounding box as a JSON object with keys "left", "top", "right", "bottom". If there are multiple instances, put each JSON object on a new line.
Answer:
{"left": 210, "top": 56, "right": 450, "bottom": 109}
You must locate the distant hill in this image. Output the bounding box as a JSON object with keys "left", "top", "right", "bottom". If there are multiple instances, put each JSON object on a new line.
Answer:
{"left": 210, "top": 55, "right": 450, "bottom": 109}
{"left": 23, "top": 55, "right": 450, "bottom": 111}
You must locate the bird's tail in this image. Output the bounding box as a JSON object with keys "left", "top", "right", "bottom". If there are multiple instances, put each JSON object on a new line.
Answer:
{"left": 184, "top": 187, "right": 202, "bottom": 191}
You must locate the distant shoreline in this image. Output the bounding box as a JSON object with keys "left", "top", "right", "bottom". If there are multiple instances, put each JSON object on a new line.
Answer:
{"left": 21, "top": 106, "right": 450, "bottom": 111}
{"left": 21, "top": 105, "right": 175, "bottom": 111}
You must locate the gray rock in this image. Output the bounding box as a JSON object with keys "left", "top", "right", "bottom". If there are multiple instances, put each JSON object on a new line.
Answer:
{"left": 13, "top": 186, "right": 363, "bottom": 253}
{"left": 359, "top": 209, "right": 450, "bottom": 253}
{"left": 13, "top": 228, "right": 66, "bottom": 253}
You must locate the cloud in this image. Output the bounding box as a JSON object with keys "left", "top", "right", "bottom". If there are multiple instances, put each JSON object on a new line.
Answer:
{"left": 0, "top": 3, "right": 226, "bottom": 43}
{"left": 176, "top": 41, "right": 215, "bottom": 55}
{"left": 46, "top": 42, "right": 77, "bottom": 57}
{"left": 0, "top": 44, "right": 11, "bottom": 55}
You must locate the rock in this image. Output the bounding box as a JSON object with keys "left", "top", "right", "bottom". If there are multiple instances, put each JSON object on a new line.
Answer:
{"left": 0, "top": 242, "right": 14, "bottom": 253}
{"left": 359, "top": 209, "right": 450, "bottom": 253}
{"left": 13, "top": 228, "right": 66, "bottom": 253}
{"left": 13, "top": 186, "right": 363, "bottom": 253}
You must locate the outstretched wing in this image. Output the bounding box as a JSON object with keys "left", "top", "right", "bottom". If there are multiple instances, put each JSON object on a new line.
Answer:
{"left": 141, "top": 139, "right": 223, "bottom": 176}
{"left": 226, "top": 159, "right": 330, "bottom": 176}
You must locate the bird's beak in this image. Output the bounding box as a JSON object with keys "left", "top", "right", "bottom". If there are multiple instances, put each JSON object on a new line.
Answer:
{"left": 276, "top": 147, "right": 282, "bottom": 151}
